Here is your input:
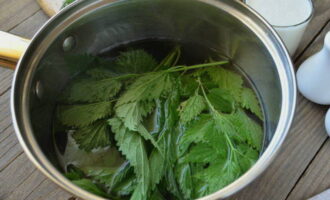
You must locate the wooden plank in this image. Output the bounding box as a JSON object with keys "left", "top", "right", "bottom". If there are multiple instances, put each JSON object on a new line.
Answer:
{"left": 24, "top": 179, "right": 73, "bottom": 200}
{"left": 0, "top": 122, "right": 23, "bottom": 171}
{"left": 228, "top": 21, "right": 330, "bottom": 200}
{"left": 0, "top": 91, "right": 12, "bottom": 134}
{"left": 0, "top": 142, "right": 23, "bottom": 171}
{"left": 286, "top": 139, "right": 330, "bottom": 200}
{"left": 0, "top": 91, "right": 23, "bottom": 172}
{"left": 0, "top": 68, "right": 13, "bottom": 95}
{"left": 0, "top": 0, "right": 40, "bottom": 31}
{"left": 0, "top": 126, "right": 19, "bottom": 161}
{"left": 294, "top": 0, "right": 330, "bottom": 58}
{"left": 5, "top": 170, "right": 47, "bottom": 200}
{"left": 46, "top": 189, "right": 74, "bottom": 200}
{"left": 0, "top": 154, "right": 36, "bottom": 199}
{"left": 10, "top": 10, "right": 49, "bottom": 38}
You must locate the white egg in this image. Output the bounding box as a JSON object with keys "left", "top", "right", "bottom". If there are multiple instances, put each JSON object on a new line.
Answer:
{"left": 326, "top": 108, "right": 330, "bottom": 136}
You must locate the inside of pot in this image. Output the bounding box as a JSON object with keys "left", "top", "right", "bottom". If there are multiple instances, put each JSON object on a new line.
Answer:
{"left": 24, "top": 0, "right": 282, "bottom": 193}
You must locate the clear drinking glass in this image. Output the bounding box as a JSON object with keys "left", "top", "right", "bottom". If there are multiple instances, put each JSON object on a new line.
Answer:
{"left": 244, "top": 0, "right": 314, "bottom": 55}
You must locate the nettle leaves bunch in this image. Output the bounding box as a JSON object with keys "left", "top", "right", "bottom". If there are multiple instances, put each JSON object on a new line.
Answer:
{"left": 56, "top": 46, "right": 263, "bottom": 200}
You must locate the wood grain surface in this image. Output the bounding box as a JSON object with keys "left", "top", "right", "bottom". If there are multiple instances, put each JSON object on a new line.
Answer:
{"left": 0, "top": 0, "right": 40, "bottom": 31}
{"left": 287, "top": 140, "right": 330, "bottom": 200}
{"left": 0, "top": 0, "right": 329, "bottom": 199}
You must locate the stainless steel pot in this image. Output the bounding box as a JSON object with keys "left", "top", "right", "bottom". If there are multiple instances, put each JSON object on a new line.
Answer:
{"left": 0, "top": 0, "right": 296, "bottom": 199}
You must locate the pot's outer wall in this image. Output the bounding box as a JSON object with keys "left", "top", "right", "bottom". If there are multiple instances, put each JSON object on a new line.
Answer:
{"left": 11, "top": 0, "right": 295, "bottom": 199}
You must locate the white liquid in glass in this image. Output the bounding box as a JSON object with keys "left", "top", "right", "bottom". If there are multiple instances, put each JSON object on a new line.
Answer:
{"left": 246, "top": 0, "right": 313, "bottom": 55}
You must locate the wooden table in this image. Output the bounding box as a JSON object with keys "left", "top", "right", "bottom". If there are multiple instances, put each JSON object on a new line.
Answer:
{"left": 0, "top": 0, "right": 329, "bottom": 199}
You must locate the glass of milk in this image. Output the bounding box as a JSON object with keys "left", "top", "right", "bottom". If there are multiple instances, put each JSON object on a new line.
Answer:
{"left": 244, "top": 0, "right": 313, "bottom": 55}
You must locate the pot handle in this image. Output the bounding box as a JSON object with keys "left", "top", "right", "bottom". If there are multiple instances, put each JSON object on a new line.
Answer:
{"left": 0, "top": 31, "right": 30, "bottom": 70}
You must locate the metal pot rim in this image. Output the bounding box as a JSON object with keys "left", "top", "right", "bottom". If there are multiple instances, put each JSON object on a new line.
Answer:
{"left": 11, "top": 0, "right": 296, "bottom": 199}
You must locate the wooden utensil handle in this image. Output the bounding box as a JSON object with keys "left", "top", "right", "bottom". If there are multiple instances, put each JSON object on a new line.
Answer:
{"left": 0, "top": 31, "right": 30, "bottom": 69}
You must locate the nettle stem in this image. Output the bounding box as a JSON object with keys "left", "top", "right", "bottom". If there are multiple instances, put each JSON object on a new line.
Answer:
{"left": 154, "top": 46, "right": 181, "bottom": 71}
{"left": 165, "top": 61, "right": 229, "bottom": 73}
{"left": 198, "top": 76, "right": 238, "bottom": 154}
{"left": 198, "top": 77, "right": 216, "bottom": 112}
{"left": 112, "top": 60, "right": 229, "bottom": 81}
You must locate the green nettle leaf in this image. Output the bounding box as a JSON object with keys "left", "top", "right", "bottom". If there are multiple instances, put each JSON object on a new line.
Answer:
{"left": 73, "top": 120, "right": 111, "bottom": 152}
{"left": 84, "top": 164, "right": 138, "bottom": 197}
{"left": 157, "top": 89, "right": 181, "bottom": 167}
{"left": 178, "top": 94, "right": 206, "bottom": 124}
{"left": 149, "top": 99, "right": 166, "bottom": 136}
{"left": 112, "top": 176, "right": 137, "bottom": 197}
{"left": 149, "top": 188, "right": 166, "bottom": 200}
{"left": 115, "top": 49, "right": 158, "bottom": 74}
{"left": 58, "top": 101, "right": 113, "bottom": 127}
{"left": 237, "top": 144, "right": 259, "bottom": 172}
{"left": 72, "top": 179, "right": 109, "bottom": 198}
{"left": 116, "top": 72, "right": 174, "bottom": 106}
{"left": 149, "top": 149, "right": 166, "bottom": 189}
{"left": 184, "top": 114, "right": 228, "bottom": 157}
{"left": 130, "top": 183, "right": 147, "bottom": 200}
{"left": 207, "top": 88, "right": 235, "bottom": 113}
{"left": 65, "top": 165, "right": 110, "bottom": 197}
{"left": 165, "top": 168, "right": 184, "bottom": 200}
{"left": 179, "top": 114, "right": 213, "bottom": 148}
{"left": 115, "top": 100, "right": 162, "bottom": 153}
{"left": 137, "top": 125, "right": 164, "bottom": 155}
{"left": 116, "top": 101, "right": 155, "bottom": 131}
{"left": 193, "top": 179, "right": 209, "bottom": 199}
{"left": 203, "top": 127, "right": 227, "bottom": 158}
{"left": 183, "top": 143, "right": 219, "bottom": 164}
{"left": 228, "top": 109, "right": 263, "bottom": 150}
{"left": 109, "top": 118, "right": 150, "bottom": 200}
{"left": 194, "top": 158, "right": 241, "bottom": 195}
{"left": 83, "top": 164, "right": 134, "bottom": 198}
{"left": 180, "top": 74, "right": 199, "bottom": 97}
{"left": 85, "top": 167, "right": 117, "bottom": 186}
{"left": 61, "top": 78, "right": 122, "bottom": 103}
{"left": 158, "top": 125, "right": 179, "bottom": 168}
{"left": 206, "top": 67, "right": 243, "bottom": 98}
{"left": 107, "top": 162, "right": 134, "bottom": 190}
{"left": 86, "top": 67, "right": 117, "bottom": 80}
{"left": 65, "top": 165, "right": 85, "bottom": 181}
{"left": 212, "top": 112, "right": 243, "bottom": 143}
{"left": 180, "top": 113, "right": 231, "bottom": 157}
{"left": 240, "top": 87, "right": 263, "bottom": 120}
{"left": 175, "top": 163, "right": 193, "bottom": 199}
